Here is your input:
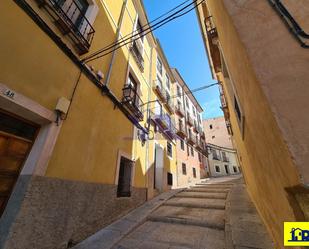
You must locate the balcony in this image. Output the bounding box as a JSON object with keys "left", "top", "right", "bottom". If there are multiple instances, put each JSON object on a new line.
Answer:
{"left": 35, "top": 0, "right": 95, "bottom": 54}
{"left": 122, "top": 85, "right": 144, "bottom": 121}
{"left": 187, "top": 133, "right": 196, "bottom": 146}
{"left": 130, "top": 40, "right": 144, "bottom": 72}
{"left": 200, "top": 131, "right": 206, "bottom": 139}
{"left": 151, "top": 113, "right": 176, "bottom": 140}
{"left": 193, "top": 122, "right": 199, "bottom": 133}
{"left": 196, "top": 139, "right": 204, "bottom": 151}
{"left": 187, "top": 115, "right": 193, "bottom": 127}
{"left": 176, "top": 123, "right": 187, "bottom": 139}
{"left": 205, "top": 16, "right": 221, "bottom": 73}
{"left": 175, "top": 103, "right": 185, "bottom": 117}
{"left": 153, "top": 80, "right": 166, "bottom": 101}
{"left": 165, "top": 96, "right": 175, "bottom": 114}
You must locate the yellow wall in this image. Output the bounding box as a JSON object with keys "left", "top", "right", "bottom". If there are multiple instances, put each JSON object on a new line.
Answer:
{"left": 0, "top": 0, "right": 157, "bottom": 189}
{"left": 197, "top": 1, "right": 302, "bottom": 248}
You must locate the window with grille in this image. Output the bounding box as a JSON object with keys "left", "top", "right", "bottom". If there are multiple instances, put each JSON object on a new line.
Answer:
{"left": 167, "top": 141, "right": 172, "bottom": 157}
{"left": 157, "top": 57, "right": 163, "bottom": 75}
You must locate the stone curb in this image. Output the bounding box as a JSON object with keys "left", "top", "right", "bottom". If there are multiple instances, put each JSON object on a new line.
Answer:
{"left": 72, "top": 188, "right": 184, "bottom": 249}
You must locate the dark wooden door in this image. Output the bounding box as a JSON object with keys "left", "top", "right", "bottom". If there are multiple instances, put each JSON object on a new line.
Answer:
{"left": 0, "top": 111, "right": 38, "bottom": 217}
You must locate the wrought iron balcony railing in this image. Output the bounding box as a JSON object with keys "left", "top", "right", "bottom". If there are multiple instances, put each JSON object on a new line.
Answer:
{"left": 165, "top": 95, "right": 175, "bottom": 114}
{"left": 187, "top": 133, "right": 197, "bottom": 145}
{"left": 153, "top": 79, "right": 166, "bottom": 101}
{"left": 175, "top": 103, "right": 185, "bottom": 117}
{"left": 187, "top": 114, "right": 193, "bottom": 127}
{"left": 122, "top": 85, "right": 144, "bottom": 121}
{"left": 151, "top": 113, "right": 176, "bottom": 140}
{"left": 176, "top": 122, "right": 187, "bottom": 138}
{"left": 36, "top": 0, "right": 95, "bottom": 54}
{"left": 130, "top": 40, "right": 144, "bottom": 72}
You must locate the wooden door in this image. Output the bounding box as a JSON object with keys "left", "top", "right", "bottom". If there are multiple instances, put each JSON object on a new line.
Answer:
{"left": 0, "top": 111, "right": 38, "bottom": 217}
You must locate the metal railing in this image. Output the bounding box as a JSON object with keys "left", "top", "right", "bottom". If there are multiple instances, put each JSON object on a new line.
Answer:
{"left": 130, "top": 40, "right": 144, "bottom": 71}
{"left": 122, "top": 85, "right": 144, "bottom": 121}
{"left": 175, "top": 103, "right": 185, "bottom": 117}
{"left": 37, "top": 0, "right": 95, "bottom": 53}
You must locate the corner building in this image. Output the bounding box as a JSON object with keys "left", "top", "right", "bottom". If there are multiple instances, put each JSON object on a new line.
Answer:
{"left": 171, "top": 68, "right": 208, "bottom": 187}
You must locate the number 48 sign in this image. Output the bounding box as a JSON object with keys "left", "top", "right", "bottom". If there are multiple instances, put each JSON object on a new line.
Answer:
{"left": 3, "top": 89, "right": 15, "bottom": 99}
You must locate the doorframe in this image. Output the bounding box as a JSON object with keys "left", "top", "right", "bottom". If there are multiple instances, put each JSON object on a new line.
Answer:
{"left": 153, "top": 141, "right": 164, "bottom": 191}
{"left": 0, "top": 83, "right": 61, "bottom": 176}
{"left": 114, "top": 150, "right": 135, "bottom": 189}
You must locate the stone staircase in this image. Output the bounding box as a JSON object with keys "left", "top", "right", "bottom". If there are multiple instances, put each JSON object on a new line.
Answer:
{"left": 113, "top": 181, "right": 234, "bottom": 249}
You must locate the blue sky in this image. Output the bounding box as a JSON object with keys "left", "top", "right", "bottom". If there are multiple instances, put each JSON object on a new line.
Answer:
{"left": 143, "top": 0, "right": 223, "bottom": 119}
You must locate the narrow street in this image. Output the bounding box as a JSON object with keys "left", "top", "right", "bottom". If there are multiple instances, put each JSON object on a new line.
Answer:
{"left": 74, "top": 176, "right": 273, "bottom": 249}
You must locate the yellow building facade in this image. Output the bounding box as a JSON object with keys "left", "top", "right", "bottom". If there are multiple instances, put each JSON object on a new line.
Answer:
{"left": 0, "top": 0, "right": 178, "bottom": 248}
{"left": 196, "top": 1, "right": 309, "bottom": 248}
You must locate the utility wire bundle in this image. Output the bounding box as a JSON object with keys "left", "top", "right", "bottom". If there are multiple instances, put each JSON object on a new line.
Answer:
{"left": 82, "top": 0, "right": 205, "bottom": 63}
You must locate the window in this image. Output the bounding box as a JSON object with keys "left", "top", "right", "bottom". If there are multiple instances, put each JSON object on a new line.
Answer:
{"left": 185, "top": 97, "right": 189, "bottom": 107}
{"left": 234, "top": 95, "right": 244, "bottom": 138}
{"left": 167, "top": 172, "right": 173, "bottom": 185}
{"left": 212, "top": 135, "right": 215, "bottom": 139}
{"left": 131, "top": 19, "right": 144, "bottom": 70}
{"left": 187, "top": 144, "right": 190, "bottom": 157}
{"left": 193, "top": 168, "right": 197, "bottom": 178}
{"left": 117, "top": 157, "right": 133, "bottom": 197}
{"left": 215, "top": 165, "right": 220, "bottom": 173}
{"left": 191, "top": 147, "right": 194, "bottom": 157}
{"left": 166, "top": 74, "right": 170, "bottom": 90}
{"left": 222, "top": 151, "right": 229, "bottom": 162}
{"left": 180, "top": 139, "right": 185, "bottom": 151}
{"left": 157, "top": 57, "right": 163, "bottom": 75}
{"left": 177, "top": 85, "right": 181, "bottom": 96}
{"left": 182, "top": 163, "right": 187, "bottom": 175}
{"left": 167, "top": 141, "right": 172, "bottom": 157}
{"left": 209, "top": 124, "right": 213, "bottom": 129}
{"left": 212, "top": 149, "right": 219, "bottom": 160}
{"left": 198, "top": 153, "right": 201, "bottom": 162}
{"left": 233, "top": 166, "right": 237, "bottom": 173}
{"left": 234, "top": 96, "right": 241, "bottom": 123}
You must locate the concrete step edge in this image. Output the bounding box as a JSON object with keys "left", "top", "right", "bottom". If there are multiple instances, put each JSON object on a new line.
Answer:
{"left": 186, "top": 189, "right": 229, "bottom": 193}
{"left": 163, "top": 202, "right": 226, "bottom": 210}
{"left": 175, "top": 194, "right": 227, "bottom": 200}
{"left": 147, "top": 215, "right": 225, "bottom": 230}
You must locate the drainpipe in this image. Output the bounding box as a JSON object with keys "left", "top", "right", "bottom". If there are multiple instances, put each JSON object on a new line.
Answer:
{"left": 105, "top": 0, "right": 128, "bottom": 86}
{"left": 145, "top": 45, "right": 153, "bottom": 195}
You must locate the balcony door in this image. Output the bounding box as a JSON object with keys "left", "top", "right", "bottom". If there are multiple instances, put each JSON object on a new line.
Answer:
{"left": 55, "top": 0, "right": 89, "bottom": 29}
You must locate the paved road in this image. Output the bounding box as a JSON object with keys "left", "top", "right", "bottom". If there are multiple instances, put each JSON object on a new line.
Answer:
{"left": 112, "top": 180, "right": 235, "bottom": 249}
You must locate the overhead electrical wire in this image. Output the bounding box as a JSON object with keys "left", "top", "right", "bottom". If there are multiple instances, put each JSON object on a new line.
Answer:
{"left": 143, "top": 82, "right": 219, "bottom": 114}
{"left": 82, "top": 0, "right": 192, "bottom": 62}
{"left": 83, "top": 0, "right": 205, "bottom": 62}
